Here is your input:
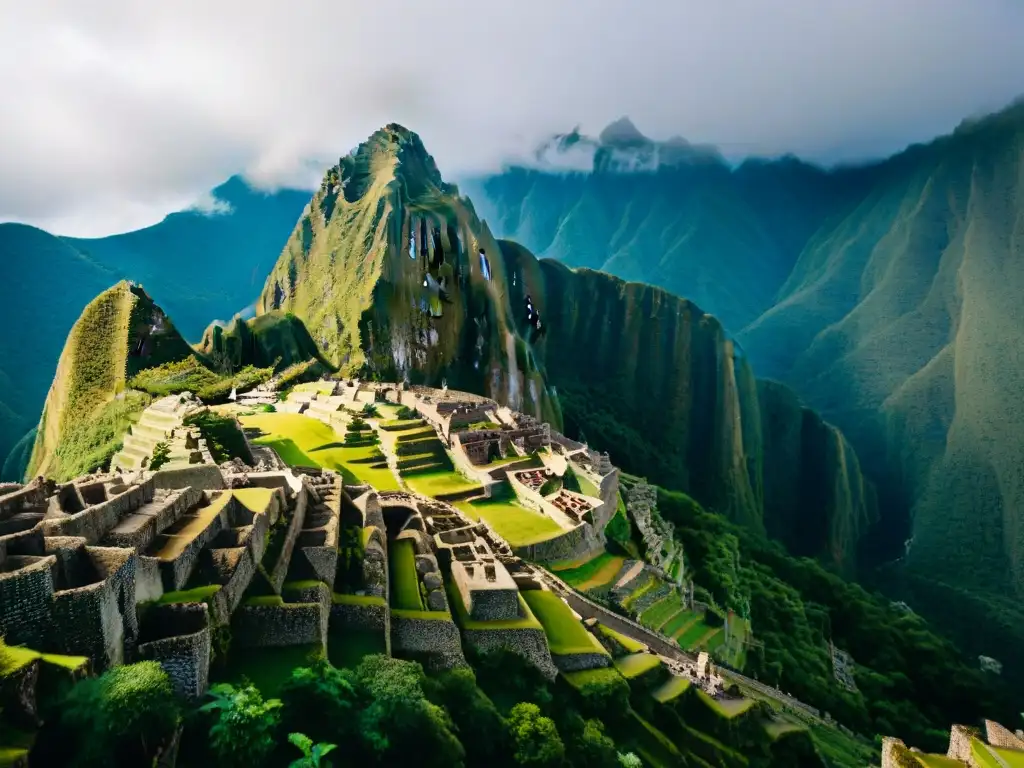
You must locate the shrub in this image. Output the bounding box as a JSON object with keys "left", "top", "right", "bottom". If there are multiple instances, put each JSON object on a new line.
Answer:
{"left": 200, "top": 683, "right": 282, "bottom": 768}
{"left": 149, "top": 441, "right": 171, "bottom": 471}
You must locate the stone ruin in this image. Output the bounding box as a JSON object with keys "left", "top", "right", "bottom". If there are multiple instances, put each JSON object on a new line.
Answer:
{"left": 626, "top": 480, "right": 683, "bottom": 584}
{"left": 882, "top": 719, "right": 1024, "bottom": 767}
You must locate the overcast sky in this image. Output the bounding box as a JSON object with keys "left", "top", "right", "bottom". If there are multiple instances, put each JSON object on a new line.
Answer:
{"left": 2, "top": 0, "right": 1023, "bottom": 237}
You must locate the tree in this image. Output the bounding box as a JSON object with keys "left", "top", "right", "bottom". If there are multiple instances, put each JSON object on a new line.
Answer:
{"left": 508, "top": 702, "right": 565, "bottom": 768}
{"left": 428, "top": 667, "right": 512, "bottom": 766}
{"left": 149, "top": 441, "right": 172, "bottom": 471}
{"left": 279, "top": 660, "right": 359, "bottom": 745}
{"left": 288, "top": 732, "right": 337, "bottom": 768}
{"left": 617, "top": 753, "right": 643, "bottom": 768}
{"left": 354, "top": 655, "right": 465, "bottom": 767}
{"left": 200, "top": 682, "right": 282, "bottom": 768}
{"left": 35, "top": 661, "right": 180, "bottom": 767}
{"left": 571, "top": 719, "right": 619, "bottom": 768}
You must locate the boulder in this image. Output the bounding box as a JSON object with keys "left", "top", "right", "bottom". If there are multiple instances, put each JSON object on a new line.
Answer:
{"left": 423, "top": 571, "right": 442, "bottom": 590}
{"left": 426, "top": 589, "right": 447, "bottom": 612}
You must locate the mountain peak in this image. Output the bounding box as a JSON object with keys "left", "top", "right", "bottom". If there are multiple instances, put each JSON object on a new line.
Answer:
{"left": 599, "top": 116, "right": 649, "bottom": 146}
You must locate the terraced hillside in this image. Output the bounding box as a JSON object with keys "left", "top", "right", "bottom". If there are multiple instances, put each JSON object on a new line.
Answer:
{"left": 27, "top": 281, "right": 194, "bottom": 481}
{"left": 255, "top": 125, "right": 877, "bottom": 570}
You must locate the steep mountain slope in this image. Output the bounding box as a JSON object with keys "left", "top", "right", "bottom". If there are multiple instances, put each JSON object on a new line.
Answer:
{"left": 27, "top": 281, "right": 194, "bottom": 481}
{"left": 0, "top": 224, "right": 117, "bottom": 480}
{"left": 462, "top": 119, "right": 874, "bottom": 333}
{"left": 65, "top": 176, "right": 309, "bottom": 338}
{"left": 0, "top": 177, "right": 308, "bottom": 478}
{"left": 738, "top": 102, "right": 1024, "bottom": 653}
{"left": 257, "top": 126, "right": 877, "bottom": 568}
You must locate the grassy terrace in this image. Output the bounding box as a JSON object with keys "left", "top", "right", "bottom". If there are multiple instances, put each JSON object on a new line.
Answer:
{"left": 562, "top": 666, "right": 622, "bottom": 691}
{"left": 389, "top": 538, "right": 423, "bottom": 611}
{"left": 595, "top": 623, "right": 646, "bottom": 654}
{"left": 240, "top": 412, "right": 399, "bottom": 491}
{"left": 652, "top": 675, "right": 691, "bottom": 703}
{"left": 973, "top": 740, "right": 1024, "bottom": 768}
{"left": 1, "top": 645, "right": 88, "bottom": 674}
{"left": 447, "top": 580, "right": 543, "bottom": 631}
{"left": 549, "top": 551, "right": 625, "bottom": 591}
{"left": 614, "top": 652, "right": 662, "bottom": 679}
{"left": 521, "top": 590, "right": 608, "bottom": 657}
{"left": 158, "top": 584, "right": 221, "bottom": 605}
{"left": 383, "top": 420, "right": 482, "bottom": 498}
{"left": 231, "top": 486, "right": 276, "bottom": 512}
{"left": 455, "top": 494, "right": 563, "bottom": 547}
{"left": 697, "top": 689, "right": 754, "bottom": 718}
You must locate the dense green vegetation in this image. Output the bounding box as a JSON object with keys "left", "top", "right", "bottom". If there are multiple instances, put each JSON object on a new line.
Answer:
{"left": 128, "top": 355, "right": 274, "bottom": 401}
{"left": 185, "top": 410, "right": 253, "bottom": 464}
{"left": 654, "top": 486, "right": 1019, "bottom": 752}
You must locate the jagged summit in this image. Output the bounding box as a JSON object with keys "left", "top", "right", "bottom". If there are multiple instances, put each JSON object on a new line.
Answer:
{"left": 598, "top": 116, "right": 650, "bottom": 146}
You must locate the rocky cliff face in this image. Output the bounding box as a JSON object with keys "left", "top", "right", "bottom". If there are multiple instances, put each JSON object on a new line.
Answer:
{"left": 256, "top": 127, "right": 877, "bottom": 569}
{"left": 498, "top": 242, "right": 876, "bottom": 570}
{"left": 739, "top": 102, "right": 1024, "bottom": 633}
{"left": 256, "top": 125, "right": 560, "bottom": 424}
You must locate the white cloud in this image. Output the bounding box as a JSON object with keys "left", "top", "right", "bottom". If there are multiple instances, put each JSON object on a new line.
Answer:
{"left": 0, "top": 0, "right": 1022, "bottom": 236}
{"left": 188, "top": 191, "right": 233, "bottom": 217}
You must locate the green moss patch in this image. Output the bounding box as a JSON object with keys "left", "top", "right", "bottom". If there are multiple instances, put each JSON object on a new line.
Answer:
{"left": 613, "top": 652, "right": 662, "bottom": 679}
{"left": 455, "top": 496, "right": 562, "bottom": 547}
{"left": 521, "top": 590, "right": 608, "bottom": 657}
{"left": 549, "top": 551, "right": 625, "bottom": 592}
{"left": 595, "top": 623, "right": 646, "bottom": 655}
{"left": 158, "top": 584, "right": 221, "bottom": 605}
{"left": 697, "top": 689, "right": 755, "bottom": 719}
{"left": 652, "top": 675, "right": 691, "bottom": 703}
{"left": 331, "top": 592, "right": 386, "bottom": 607}
{"left": 389, "top": 538, "right": 423, "bottom": 611}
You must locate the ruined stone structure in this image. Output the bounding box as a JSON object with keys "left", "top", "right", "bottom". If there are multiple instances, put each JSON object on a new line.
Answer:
{"left": 882, "top": 719, "right": 1024, "bottom": 767}
{"left": 626, "top": 480, "right": 683, "bottom": 585}
{"left": 111, "top": 393, "right": 208, "bottom": 472}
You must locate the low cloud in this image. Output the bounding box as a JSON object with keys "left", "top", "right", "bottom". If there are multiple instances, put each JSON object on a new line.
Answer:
{"left": 1, "top": 0, "right": 1023, "bottom": 236}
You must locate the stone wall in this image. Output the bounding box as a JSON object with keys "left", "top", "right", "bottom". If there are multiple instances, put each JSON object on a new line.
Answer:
{"left": 51, "top": 579, "right": 125, "bottom": 671}
{"left": 233, "top": 587, "right": 329, "bottom": 649}
{"left": 152, "top": 465, "right": 225, "bottom": 492}
{"left": 329, "top": 601, "right": 391, "bottom": 655}
{"left": 513, "top": 523, "right": 590, "bottom": 563}
{"left": 136, "top": 603, "right": 211, "bottom": 702}
{"left": 946, "top": 724, "right": 978, "bottom": 761}
{"left": 390, "top": 615, "right": 466, "bottom": 671}
{"left": 551, "top": 651, "right": 611, "bottom": 673}
{"left": 208, "top": 547, "right": 257, "bottom": 626}
{"left": 267, "top": 485, "right": 308, "bottom": 592}
{"left": 461, "top": 626, "right": 558, "bottom": 679}
{"left": 0, "top": 556, "right": 56, "bottom": 647}
{"left": 160, "top": 511, "right": 226, "bottom": 591}
{"left": 985, "top": 720, "right": 1024, "bottom": 750}
{"left": 103, "top": 487, "right": 203, "bottom": 550}
{"left": 42, "top": 479, "right": 155, "bottom": 543}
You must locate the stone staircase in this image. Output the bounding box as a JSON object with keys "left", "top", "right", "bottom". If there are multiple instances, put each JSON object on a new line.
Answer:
{"left": 112, "top": 395, "right": 206, "bottom": 472}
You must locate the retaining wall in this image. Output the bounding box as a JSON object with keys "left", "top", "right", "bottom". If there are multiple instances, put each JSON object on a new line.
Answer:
{"left": 391, "top": 614, "right": 466, "bottom": 671}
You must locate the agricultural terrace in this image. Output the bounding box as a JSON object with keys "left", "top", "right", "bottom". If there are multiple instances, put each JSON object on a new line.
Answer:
{"left": 455, "top": 487, "right": 563, "bottom": 547}
{"left": 389, "top": 538, "right": 423, "bottom": 611}
{"left": 382, "top": 419, "right": 481, "bottom": 498}
{"left": 550, "top": 551, "right": 625, "bottom": 592}
{"left": 522, "top": 590, "right": 608, "bottom": 657}
{"left": 239, "top": 412, "right": 399, "bottom": 491}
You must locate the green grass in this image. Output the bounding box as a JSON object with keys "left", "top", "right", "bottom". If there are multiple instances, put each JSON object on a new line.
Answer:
{"left": 158, "top": 584, "right": 221, "bottom": 604}
{"left": 763, "top": 719, "right": 805, "bottom": 740}
{"left": 521, "top": 590, "right": 608, "bottom": 656}
{"left": 664, "top": 609, "right": 700, "bottom": 638}
{"left": 230, "top": 487, "right": 277, "bottom": 513}
{"left": 455, "top": 496, "right": 563, "bottom": 547}
{"left": 331, "top": 592, "right": 386, "bottom": 607}
{"left": 217, "top": 643, "right": 324, "bottom": 696}
{"left": 0, "top": 724, "right": 33, "bottom": 768}
{"left": 240, "top": 412, "right": 399, "bottom": 491}
{"left": 446, "top": 580, "right": 543, "bottom": 631}
{"left": 910, "top": 753, "right": 965, "bottom": 768}
{"left": 1, "top": 643, "right": 88, "bottom": 675}
{"left": 282, "top": 580, "right": 325, "bottom": 595}
{"left": 573, "top": 467, "right": 602, "bottom": 499}
{"left": 549, "top": 551, "right": 625, "bottom": 591}
{"left": 595, "top": 624, "right": 646, "bottom": 654}
{"left": 389, "top": 538, "right": 424, "bottom": 611}
{"left": 697, "top": 689, "right": 754, "bottom": 718}
{"left": 807, "top": 722, "right": 879, "bottom": 768}
{"left": 677, "top": 618, "right": 715, "bottom": 649}
{"left": 327, "top": 628, "right": 387, "bottom": 670}
{"left": 404, "top": 468, "right": 481, "bottom": 498}
{"left": 245, "top": 595, "right": 285, "bottom": 606}
{"left": 185, "top": 410, "right": 252, "bottom": 464}
{"left": 652, "top": 675, "right": 691, "bottom": 703}
{"left": 973, "top": 740, "right": 1024, "bottom": 768}
{"left": 562, "top": 666, "right": 623, "bottom": 691}
{"left": 626, "top": 712, "right": 683, "bottom": 768}
{"left": 613, "top": 652, "right": 662, "bottom": 679}
{"left": 640, "top": 594, "right": 685, "bottom": 629}
{"left": 392, "top": 609, "right": 452, "bottom": 620}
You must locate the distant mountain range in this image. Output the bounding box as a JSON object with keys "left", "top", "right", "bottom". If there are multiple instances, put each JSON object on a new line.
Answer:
{"left": 467, "top": 101, "right": 1024, "bottom": 667}
{"left": 5, "top": 101, "right": 1024, "bottom": 677}
{"left": 0, "top": 177, "right": 309, "bottom": 479}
